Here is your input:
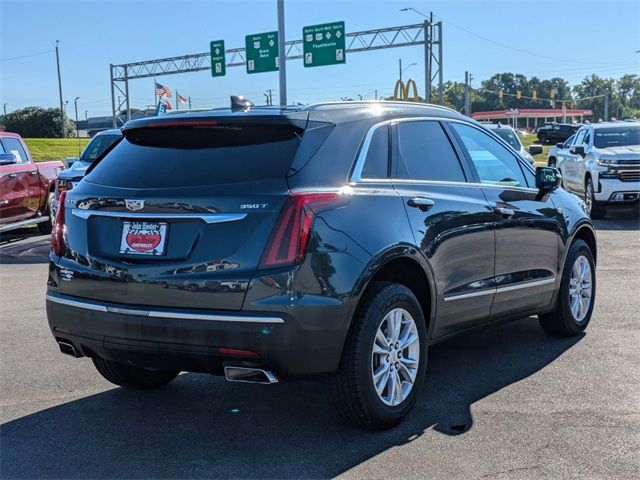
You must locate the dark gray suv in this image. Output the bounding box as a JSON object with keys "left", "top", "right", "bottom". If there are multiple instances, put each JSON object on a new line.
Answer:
{"left": 46, "top": 101, "right": 597, "bottom": 429}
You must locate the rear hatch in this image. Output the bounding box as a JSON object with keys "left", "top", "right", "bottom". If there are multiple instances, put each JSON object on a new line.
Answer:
{"left": 56, "top": 113, "right": 324, "bottom": 310}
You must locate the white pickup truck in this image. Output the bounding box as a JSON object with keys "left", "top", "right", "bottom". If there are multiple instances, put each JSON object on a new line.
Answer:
{"left": 555, "top": 122, "right": 640, "bottom": 218}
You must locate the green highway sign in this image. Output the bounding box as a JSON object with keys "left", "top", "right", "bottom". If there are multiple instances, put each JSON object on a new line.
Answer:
{"left": 245, "top": 31, "right": 279, "bottom": 74}
{"left": 303, "top": 21, "right": 345, "bottom": 68}
{"left": 210, "top": 40, "right": 226, "bottom": 77}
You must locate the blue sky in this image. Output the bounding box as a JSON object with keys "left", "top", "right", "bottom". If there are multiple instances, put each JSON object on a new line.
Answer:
{"left": 1, "top": 0, "right": 638, "bottom": 117}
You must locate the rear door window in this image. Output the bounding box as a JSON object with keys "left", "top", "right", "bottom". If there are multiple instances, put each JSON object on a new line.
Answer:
{"left": 394, "top": 121, "right": 466, "bottom": 182}
{"left": 81, "top": 134, "right": 121, "bottom": 161}
{"left": 86, "top": 123, "right": 303, "bottom": 188}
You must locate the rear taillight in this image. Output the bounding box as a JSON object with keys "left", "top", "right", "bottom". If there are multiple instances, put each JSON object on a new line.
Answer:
{"left": 259, "top": 192, "right": 346, "bottom": 269}
{"left": 51, "top": 190, "right": 66, "bottom": 256}
{"left": 57, "top": 179, "right": 72, "bottom": 194}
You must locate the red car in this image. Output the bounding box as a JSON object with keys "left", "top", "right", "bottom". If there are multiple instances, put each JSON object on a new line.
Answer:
{"left": 0, "top": 132, "right": 63, "bottom": 234}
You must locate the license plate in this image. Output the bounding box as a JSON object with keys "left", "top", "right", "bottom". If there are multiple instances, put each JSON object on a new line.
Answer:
{"left": 119, "top": 221, "right": 167, "bottom": 256}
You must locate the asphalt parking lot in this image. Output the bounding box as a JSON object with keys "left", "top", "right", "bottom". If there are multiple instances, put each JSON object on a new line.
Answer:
{"left": 1, "top": 210, "right": 639, "bottom": 479}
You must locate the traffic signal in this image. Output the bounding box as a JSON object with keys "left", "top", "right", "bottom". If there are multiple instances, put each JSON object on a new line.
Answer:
{"left": 516, "top": 90, "right": 521, "bottom": 99}
{"left": 532, "top": 90, "right": 537, "bottom": 100}
{"left": 498, "top": 89, "right": 503, "bottom": 101}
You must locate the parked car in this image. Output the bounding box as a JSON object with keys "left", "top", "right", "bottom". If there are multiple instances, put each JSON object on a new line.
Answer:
{"left": 537, "top": 123, "right": 580, "bottom": 144}
{"left": 0, "top": 132, "right": 63, "bottom": 234}
{"left": 483, "top": 123, "right": 540, "bottom": 166}
{"left": 547, "top": 133, "right": 576, "bottom": 167}
{"left": 554, "top": 122, "right": 640, "bottom": 218}
{"left": 54, "top": 129, "right": 122, "bottom": 210}
{"left": 46, "top": 101, "right": 597, "bottom": 429}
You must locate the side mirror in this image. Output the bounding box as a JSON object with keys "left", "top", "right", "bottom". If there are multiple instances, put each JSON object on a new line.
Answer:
{"left": 528, "top": 145, "right": 543, "bottom": 155}
{"left": 536, "top": 166, "right": 562, "bottom": 191}
{"left": 64, "top": 156, "right": 79, "bottom": 168}
{"left": 571, "top": 145, "right": 585, "bottom": 156}
{"left": 0, "top": 153, "right": 17, "bottom": 165}
{"left": 556, "top": 142, "right": 564, "bottom": 148}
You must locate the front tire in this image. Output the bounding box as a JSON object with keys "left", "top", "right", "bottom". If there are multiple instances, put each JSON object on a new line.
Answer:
{"left": 36, "top": 192, "right": 54, "bottom": 235}
{"left": 328, "top": 282, "right": 428, "bottom": 429}
{"left": 539, "top": 239, "right": 595, "bottom": 337}
{"left": 92, "top": 357, "right": 179, "bottom": 389}
{"left": 585, "top": 177, "right": 606, "bottom": 219}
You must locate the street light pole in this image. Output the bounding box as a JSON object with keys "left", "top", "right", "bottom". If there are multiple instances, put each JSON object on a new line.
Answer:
{"left": 55, "top": 41, "right": 65, "bottom": 137}
{"left": 277, "top": 0, "right": 287, "bottom": 106}
{"left": 2, "top": 103, "right": 6, "bottom": 116}
{"left": 74, "top": 97, "right": 80, "bottom": 153}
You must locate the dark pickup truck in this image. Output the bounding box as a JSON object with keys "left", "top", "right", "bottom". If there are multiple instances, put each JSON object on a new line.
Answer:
{"left": 537, "top": 123, "right": 580, "bottom": 144}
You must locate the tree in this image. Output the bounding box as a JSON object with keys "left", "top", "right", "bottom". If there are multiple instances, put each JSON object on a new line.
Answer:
{"left": 615, "top": 74, "right": 640, "bottom": 119}
{"left": 0, "top": 107, "right": 74, "bottom": 138}
{"left": 573, "top": 75, "right": 615, "bottom": 121}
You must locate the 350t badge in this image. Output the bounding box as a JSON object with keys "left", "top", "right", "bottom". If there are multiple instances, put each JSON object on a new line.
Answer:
{"left": 119, "top": 221, "right": 167, "bottom": 256}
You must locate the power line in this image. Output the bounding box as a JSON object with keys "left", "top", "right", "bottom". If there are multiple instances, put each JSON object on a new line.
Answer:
{"left": 0, "top": 50, "right": 53, "bottom": 62}
{"left": 441, "top": 18, "right": 635, "bottom": 66}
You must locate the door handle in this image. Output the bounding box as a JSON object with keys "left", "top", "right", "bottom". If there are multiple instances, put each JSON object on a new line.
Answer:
{"left": 408, "top": 197, "right": 435, "bottom": 211}
{"left": 8, "top": 173, "right": 16, "bottom": 179}
{"left": 496, "top": 206, "right": 515, "bottom": 219}
{"left": 29, "top": 171, "right": 38, "bottom": 176}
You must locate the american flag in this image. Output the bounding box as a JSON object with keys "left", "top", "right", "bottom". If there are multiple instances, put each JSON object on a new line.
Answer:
{"left": 155, "top": 82, "right": 172, "bottom": 98}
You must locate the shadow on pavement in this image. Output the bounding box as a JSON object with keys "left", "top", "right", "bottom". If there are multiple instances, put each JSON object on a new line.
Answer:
{"left": 592, "top": 208, "right": 639, "bottom": 231}
{"left": 0, "top": 228, "right": 50, "bottom": 264}
{"left": 1, "top": 318, "right": 582, "bottom": 479}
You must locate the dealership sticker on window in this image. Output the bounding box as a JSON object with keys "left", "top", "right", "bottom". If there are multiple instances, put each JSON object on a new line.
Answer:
{"left": 119, "top": 221, "right": 167, "bottom": 256}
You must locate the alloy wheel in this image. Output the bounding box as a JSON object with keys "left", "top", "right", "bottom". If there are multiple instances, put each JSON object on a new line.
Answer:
{"left": 371, "top": 308, "right": 420, "bottom": 407}
{"left": 569, "top": 255, "right": 593, "bottom": 322}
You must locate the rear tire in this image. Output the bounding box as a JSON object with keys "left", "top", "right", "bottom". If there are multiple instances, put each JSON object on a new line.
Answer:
{"left": 327, "top": 282, "right": 428, "bottom": 429}
{"left": 92, "top": 357, "right": 179, "bottom": 389}
{"left": 539, "top": 239, "right": 595, "bottom": 337}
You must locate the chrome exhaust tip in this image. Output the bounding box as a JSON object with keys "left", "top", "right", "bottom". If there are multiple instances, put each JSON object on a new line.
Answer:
{"left": 58, "top": 340, "right": 80, "bottom": 357}
{"left": 224, "top": 366, "right": 278, "bottom": 384}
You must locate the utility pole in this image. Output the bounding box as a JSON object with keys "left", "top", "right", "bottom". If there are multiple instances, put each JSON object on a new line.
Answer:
{"left": 74, "top": 96, "right": 80, "bottom": 141}
{"left": 277, "top": 0, "right": 287, "bottom": 106}
{"left": 84, "top": 110, "right": 88, "bottom": 122}
{"left": 188, "top": 97, "right": 192, "bottom": 110}
{"left": 604, "top": 91, "right": 609, "bottom": 122}
{"left": 2, "top": 103, "right": 6, "bottom": 116}
{"left": 437, "top": 21, "right": 443, "bottom": 105}
{"left": 55, "top": 40, "right": 64, "bottom": 137}
{"left": 464, "top": 71, "right": 469, "bottom": 116}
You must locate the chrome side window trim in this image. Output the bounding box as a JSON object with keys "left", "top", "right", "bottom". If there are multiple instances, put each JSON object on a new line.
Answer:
{"left": 351, "top": 115, "right": 536, "bottom": 185}
{"left": 46, "top": 293, "right": 285, "bottom": 324}
{"left": 71, "top": 209, "right": 247, "bottom": 224}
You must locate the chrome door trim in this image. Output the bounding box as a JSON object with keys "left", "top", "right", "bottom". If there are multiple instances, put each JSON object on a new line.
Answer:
{"left": 46, "top": 293, "right": 285, "bottom": 324}
{"left": 495, "top": 276, "right": 556, "bottom": 293}
{"left": 443, "top": 276, "right": 556, "bottom": 302}
{"left": 443, "top": 288, "right": 496, "bottom": 302}
{"left": 71, "top": 209, "right": 247, "bottom": 224}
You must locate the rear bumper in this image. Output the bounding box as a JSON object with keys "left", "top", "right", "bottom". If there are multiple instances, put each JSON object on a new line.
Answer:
{"left": 46, "top": 290, "right": 346, "bottom": 378}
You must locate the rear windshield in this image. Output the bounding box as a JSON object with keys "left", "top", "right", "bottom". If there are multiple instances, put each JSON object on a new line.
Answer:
{"left": 81, "top": 134, "right": 121, "bottom": 161}
{"left": 85, "top": 124, "right": 302, "bottom": 188}
{"left": 491, "top": 128, "right": 521, "bottom": 150}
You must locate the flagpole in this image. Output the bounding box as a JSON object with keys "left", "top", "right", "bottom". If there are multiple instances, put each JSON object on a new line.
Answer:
{"left": 154, "top": 78, "right": 157, "bottom": 107}
{"left": 189, "top": 97, "right": 192, "bottom": 110}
